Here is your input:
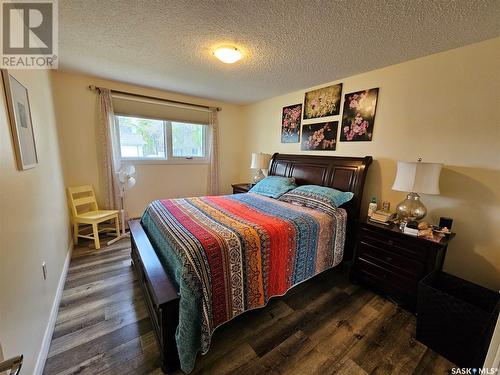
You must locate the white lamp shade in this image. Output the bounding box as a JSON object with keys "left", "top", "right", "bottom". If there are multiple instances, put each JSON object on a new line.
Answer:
{"left": 250, "top": 152, "right": 271, "bottom": 169}
{"left": 392, "top": 161, "right": 442, "bottom": 195}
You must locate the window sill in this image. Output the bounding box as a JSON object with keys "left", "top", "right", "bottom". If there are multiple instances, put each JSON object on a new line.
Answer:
{"left": 120, "top": 158, "right": 209, "bottom": 165}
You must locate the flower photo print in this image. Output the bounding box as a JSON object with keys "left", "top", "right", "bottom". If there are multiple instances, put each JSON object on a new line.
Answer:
{"left": 303, "top": 83, "right": 342, "bottom": 119}
{"left": 340, "top": 88, "right": 379, "bottom": 142}
{"left": 281, "top": 103, "right": 302, "bottom": 143}
{"left": 301, "top": 121, "right": 338, "bottom": 151}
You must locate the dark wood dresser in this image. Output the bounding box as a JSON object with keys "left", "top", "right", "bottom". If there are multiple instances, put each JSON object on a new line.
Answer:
{"left": 351, "top": 218, "right": 455, "bottom": 310}
{"left": 231, "top": 183, "right": 253, "bottom": 194}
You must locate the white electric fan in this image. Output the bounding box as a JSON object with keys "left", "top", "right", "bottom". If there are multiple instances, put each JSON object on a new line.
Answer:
{"left": 107, "top": 164, "right": 136, "bottom": 245}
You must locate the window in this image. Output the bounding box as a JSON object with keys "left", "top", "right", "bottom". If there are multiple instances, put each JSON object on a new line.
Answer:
{"left": 171, "top": 122, "right": 205, "bottom": 157}
{"left": 115, "top": 115, "right": 207, "bottom": 162}
{"left": 116, "top": 116, "right": 165, "bottom": 159}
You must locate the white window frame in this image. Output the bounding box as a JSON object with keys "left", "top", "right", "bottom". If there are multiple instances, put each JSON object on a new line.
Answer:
{"left": 115, "top": 113, "right": 209, "bottom": 165}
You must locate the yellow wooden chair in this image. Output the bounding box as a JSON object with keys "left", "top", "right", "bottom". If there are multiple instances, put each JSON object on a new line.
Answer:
{"left": 67, "top": 185, "right": 120, "bottom": 250}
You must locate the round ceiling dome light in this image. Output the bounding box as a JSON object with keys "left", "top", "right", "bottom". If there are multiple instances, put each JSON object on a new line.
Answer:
{"left": 213, "top": 46, "right": 242, "bottom": 64}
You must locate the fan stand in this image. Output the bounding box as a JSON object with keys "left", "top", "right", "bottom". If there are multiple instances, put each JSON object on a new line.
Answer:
{"left": 107, "top": 192, "right": 130, "bottom": 245}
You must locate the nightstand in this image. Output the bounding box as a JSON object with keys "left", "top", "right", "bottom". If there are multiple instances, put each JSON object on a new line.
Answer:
{"left": 231, "top": 183, "right": 254, "bottom": 194}
{"left": 351, "top": 218, "right": 455, "bottom": 310}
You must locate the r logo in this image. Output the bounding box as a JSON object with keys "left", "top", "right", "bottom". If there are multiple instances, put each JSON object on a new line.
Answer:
{"left": 2, "top": 1, "right": 53, "bottom": 54}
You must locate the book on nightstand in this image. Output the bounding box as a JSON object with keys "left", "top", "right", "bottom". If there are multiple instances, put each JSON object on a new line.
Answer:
{"left": 369, "top": 210, "right": 396, "bottom": 224}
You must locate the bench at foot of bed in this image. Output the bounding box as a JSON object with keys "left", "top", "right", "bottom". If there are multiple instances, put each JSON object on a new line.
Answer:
{"left": 129, "top": 219, "right": 180, "bottom": 373}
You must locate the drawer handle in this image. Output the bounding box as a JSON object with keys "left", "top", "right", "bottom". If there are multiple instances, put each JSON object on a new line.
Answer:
{"left": 387, "top": 240, "right": 394, "bottom": 245}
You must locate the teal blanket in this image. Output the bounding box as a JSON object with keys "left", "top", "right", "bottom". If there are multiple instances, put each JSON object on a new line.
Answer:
{"left": 141, "top": 211, "right": 202, "bottom": 373}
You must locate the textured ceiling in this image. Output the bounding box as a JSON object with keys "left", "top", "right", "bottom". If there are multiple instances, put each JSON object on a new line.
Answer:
{"left": 59, "top": 0, "right": 500, "bottom": 104}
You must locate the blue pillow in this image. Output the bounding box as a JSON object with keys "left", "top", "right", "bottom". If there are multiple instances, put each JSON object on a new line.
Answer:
{"left": 249, "top": 176, "right": 297, "bottom": 199}
{"left": 278, "top": 185, "right": 354, "bottom": 212}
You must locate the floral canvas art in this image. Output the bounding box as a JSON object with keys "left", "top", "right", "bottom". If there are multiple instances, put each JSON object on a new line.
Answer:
{"left": 303, "top": 84, "right": 342, "bottom": 119}
{"left": 340, "top": 88, "right": 379, "bottom": 142}
{"left": 281, "top": 104, "right": 302, "bottom": 143}
{"left": 301, "top": 122, "right": 338, "bottom": 151}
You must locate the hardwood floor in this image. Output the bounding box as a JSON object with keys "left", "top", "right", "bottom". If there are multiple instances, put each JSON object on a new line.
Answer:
{"left": 43, "top": 238, "right": 455, "bottom": 375}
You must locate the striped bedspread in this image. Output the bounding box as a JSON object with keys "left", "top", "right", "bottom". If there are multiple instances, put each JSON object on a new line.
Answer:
{"left": 141, "top": 192, "right": 347, "bottom": 373}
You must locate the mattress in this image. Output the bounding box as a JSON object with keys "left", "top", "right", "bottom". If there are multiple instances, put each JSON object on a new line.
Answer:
{"left": 141, "top": 192, "right": 347, "bottom": 372}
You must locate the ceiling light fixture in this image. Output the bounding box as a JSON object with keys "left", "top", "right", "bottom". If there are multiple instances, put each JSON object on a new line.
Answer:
{"left": 213, "top": 46, "right": 242, "bottom": 64}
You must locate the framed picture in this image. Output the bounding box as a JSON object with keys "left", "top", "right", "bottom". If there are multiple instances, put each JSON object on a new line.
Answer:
{"left": 301, "top": 121, "right": 338, "bottom": 151}
{"left": 303, "top": 83, "right": 342, "bottom": 119}
{"left": 281, "top": 103, "right": 302, "bottom": 143}
{"left": 340, "top": 88, "right": 379, "bottom": 142}
{"left": 2, "top": 70, "right": 38, "bottom": 170}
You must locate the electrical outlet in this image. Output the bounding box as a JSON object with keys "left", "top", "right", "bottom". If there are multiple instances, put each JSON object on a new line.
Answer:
{"left": 42, "top": 262, "right": 47, "bottom": 280}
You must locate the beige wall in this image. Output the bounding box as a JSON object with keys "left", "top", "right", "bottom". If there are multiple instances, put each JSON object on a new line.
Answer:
{"left": 0, "top": 70, "right": 71, "bottom": 374}
{"left": 239, "top": 37, "right": 500, "bottom": 290}
{"left": 51, "top": 71, "right": 245, "bottom": 218}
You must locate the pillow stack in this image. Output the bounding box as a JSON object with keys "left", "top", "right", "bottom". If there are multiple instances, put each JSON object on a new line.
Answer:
{"left": 278, "top": 185, "right": 353, "bottom": 214}
{"left": 249, "top": 176, "right": 297, "bottom": 199}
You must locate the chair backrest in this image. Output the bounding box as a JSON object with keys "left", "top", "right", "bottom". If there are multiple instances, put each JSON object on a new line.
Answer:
{"left": 67, "top": 185, "right": 99, "bottom": 217}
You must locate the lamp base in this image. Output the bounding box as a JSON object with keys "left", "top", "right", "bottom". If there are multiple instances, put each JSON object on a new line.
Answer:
{"left": 396, "top": 192, "right": 427, "bottom": 227}
{"left": 253, "top": 169, "right": 265, "bottom": 183}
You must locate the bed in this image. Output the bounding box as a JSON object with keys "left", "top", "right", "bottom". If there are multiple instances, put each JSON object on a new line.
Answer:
{"left": 129, "top": 153, "right": 372, "bottom": 373}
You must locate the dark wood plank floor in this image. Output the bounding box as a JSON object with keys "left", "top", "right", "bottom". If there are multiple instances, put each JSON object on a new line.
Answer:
{"left": 43, "top": 238, "right": 455, "bottom": 375}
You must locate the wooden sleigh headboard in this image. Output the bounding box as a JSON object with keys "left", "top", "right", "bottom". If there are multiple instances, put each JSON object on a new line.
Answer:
{"left": 268, "top": 153, "right": 373, "bottom": 260}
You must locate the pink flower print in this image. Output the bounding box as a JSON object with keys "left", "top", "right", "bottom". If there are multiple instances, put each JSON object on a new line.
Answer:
{"left": 350, "top": 120, "right": 369, "bottom": 136}
{"left": 321, "top": 139, "right": 335, "bottom": 149}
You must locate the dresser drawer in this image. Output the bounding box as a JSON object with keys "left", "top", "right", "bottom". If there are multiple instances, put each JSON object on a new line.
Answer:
{"left": 233, "top": 187, "right": 248, "bottom": 194}
{"left": 360, "top": 227, "right": 428, "bottom": 261}
{"left": 232, "top": 183, "right": 253, "bottom": 194}
{"left": 353, "top": 221, "right": 452, "bottom": 311}
{"left": 355, "top": 257, "right": 416, "bottom": 301}
{"left": 358, "top": 241, "right": 424, "bottom": 278}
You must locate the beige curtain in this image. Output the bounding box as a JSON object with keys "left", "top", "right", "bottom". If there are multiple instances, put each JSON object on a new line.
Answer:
{"left": 207, "top": 108, "right": 220, "bottom": 195}
{"left": 98, "top": 88, "right": 121, "bottom": 209}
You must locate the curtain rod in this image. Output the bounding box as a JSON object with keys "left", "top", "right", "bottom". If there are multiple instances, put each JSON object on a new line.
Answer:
{"left": 88, "top": 85, "right": 221, "bottom": 112}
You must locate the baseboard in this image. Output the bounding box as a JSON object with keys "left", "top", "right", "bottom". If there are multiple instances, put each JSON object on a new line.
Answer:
{"left": 33, "top": 243, "right": 73, "bottom": 375}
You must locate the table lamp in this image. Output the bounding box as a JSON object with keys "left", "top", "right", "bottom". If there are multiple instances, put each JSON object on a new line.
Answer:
{"left": 251, "top": 152, "right": 271, "bottom": 183}
{"left": 391, "top": 158, "right": 442, "bottom": 225}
